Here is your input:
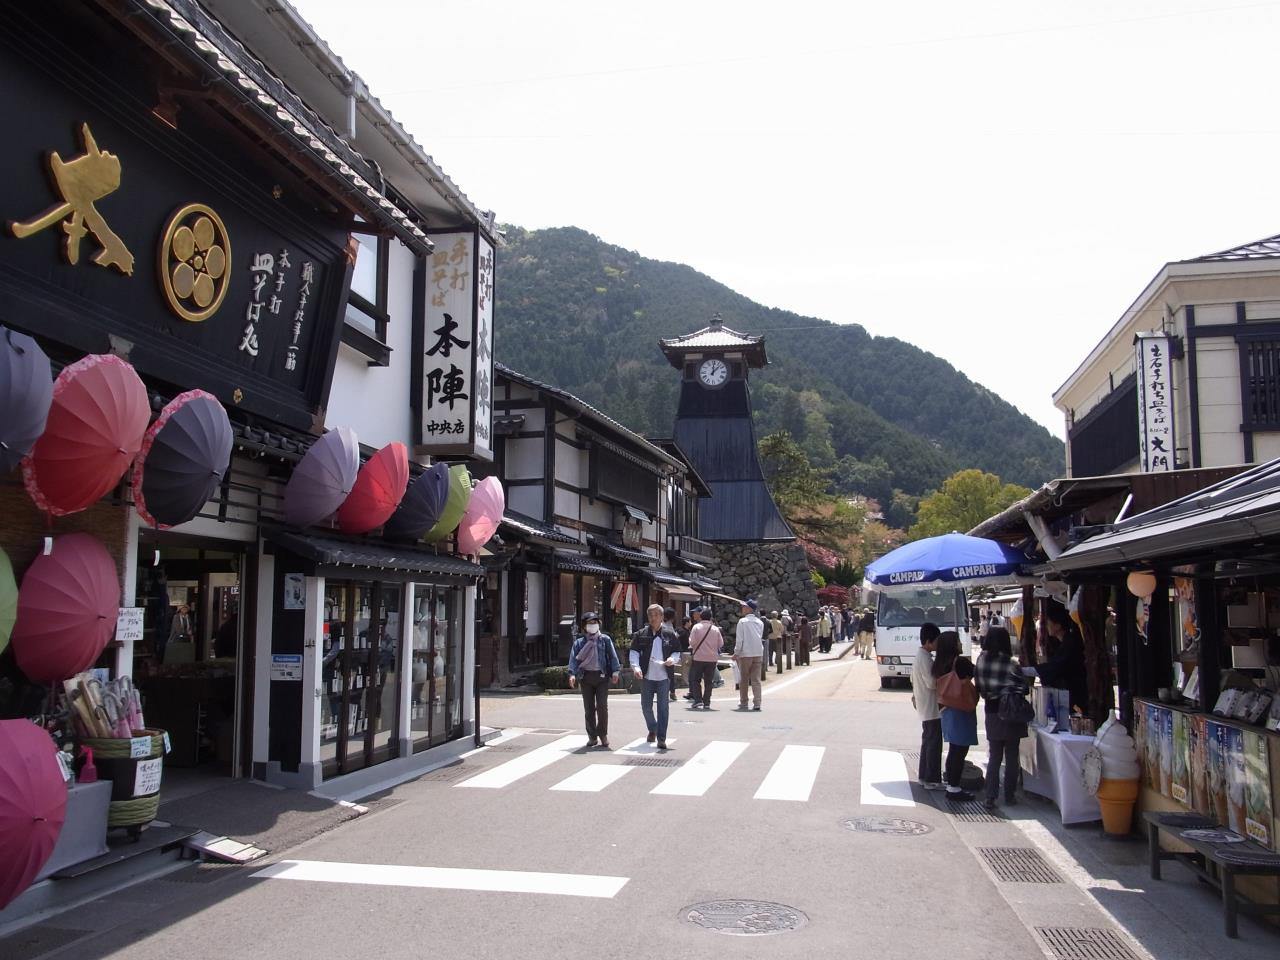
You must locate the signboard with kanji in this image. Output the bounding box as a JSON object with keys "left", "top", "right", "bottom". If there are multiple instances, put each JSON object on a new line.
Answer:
{"left": 1135, "top": 332, "right": 1176, "bottom": 472}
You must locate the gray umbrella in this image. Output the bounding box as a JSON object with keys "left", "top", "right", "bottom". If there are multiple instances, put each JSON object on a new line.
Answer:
{"left": 131, "top": 391, "right": 233, "bottom": 528}
{"left": 0, "top": 326, "right": 53, "bottom": 473}
{"left": 283, "top": 425, "right": 359, "bottom": 527}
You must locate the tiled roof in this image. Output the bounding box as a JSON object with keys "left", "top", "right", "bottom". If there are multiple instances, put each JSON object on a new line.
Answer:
{"left": 501, "top": 512, "right": 579, "bottom": 544}
{"left": 269, "top": 532, "right": 484, "bottom": 578}
{"left": 554, "top": 553, "right": 623, "bottom": 576}
{"left": 587, "top": 535, "right": 655, "bottom": 564}
{"left": 659, "top": 315, "right": 768, "bottom": 368}
{"left": 1182, "top": 233, "right": 1280, "bottom": 263}
{"left": 640, "top": 567, "right": 692, "bottom": 586}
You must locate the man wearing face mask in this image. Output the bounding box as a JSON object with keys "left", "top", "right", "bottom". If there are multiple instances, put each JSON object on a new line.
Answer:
{"left": 567, "top": 612, "right": 621, "bottom": 749}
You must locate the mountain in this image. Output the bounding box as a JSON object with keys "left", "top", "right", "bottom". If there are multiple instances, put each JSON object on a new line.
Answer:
{"left": 493, "top": 226, "right": 1064, "bottom": 497}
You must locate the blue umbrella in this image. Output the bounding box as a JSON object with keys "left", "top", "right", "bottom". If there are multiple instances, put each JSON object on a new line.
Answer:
{"left": 384, "top": 462, "right": 450, "bottom": 540}
{"left": 866, "top": 533, "right": 1031, "bottom": 589}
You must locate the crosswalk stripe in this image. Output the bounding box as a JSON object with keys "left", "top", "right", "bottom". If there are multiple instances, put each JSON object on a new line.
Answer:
{"left": 550, "top": 765, "right": 635, "bottom": 792}
{"left": 459, "top": 727, "right": 532, "bottom": 759}
{"left": 253, "top": 859, "right": 628, "bottom": 898}
{"left": 613, "top": 737, "right": 677, "bottom": 756}
{"left": 754, "top": 745, "right": 824, "bottom": 802}
{"left": 456, "top": 734, "right": 585, "bottom": 789}
{"left": 860, "top": 748, "right": 915, "bottom": 807}
{"left": 650, "top": 740, "right": 748, "bottom": 796}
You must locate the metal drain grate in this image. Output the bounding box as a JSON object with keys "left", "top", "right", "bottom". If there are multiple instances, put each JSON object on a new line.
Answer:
{"left": 979, "top": 847, "right": 1063, "bottom": 883}
{"left": 1036, "top": 927, "right": 1139, "bottom": 960}
{"left": 622, "top": 756, "right": 681, "bottom": 767}
{"left": 900, "top": 750, "right": 921, "bottom": 761}
{"left": 941, "top": 799, "right": 1005, "bottom": 822}
{"left": 0, "top": 925, "right": 92, "bottom": 960}
{"left": 421, "top": 764, "right": 479, "bottom": 782}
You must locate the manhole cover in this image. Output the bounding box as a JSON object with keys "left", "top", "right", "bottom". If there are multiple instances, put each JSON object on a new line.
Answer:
{"left": 681, "top": 900, "right": 808, "bottom": 936}
{"left": 979, "top": 847, "right": 1062, "bottom": 883}
{"left": 1036, "top": 926, "right": 1138, "bottom": 960}
{"left": 622, "top": 756, "right": 681, "bottom": 767}
{"left": 842, "top": 816, "right": 933, "bottom": 836}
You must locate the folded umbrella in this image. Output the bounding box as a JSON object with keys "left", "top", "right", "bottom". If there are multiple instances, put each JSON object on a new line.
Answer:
{"left": 22, "top": 354, "right": 150, "bottom": 516}
{"left": 0, "top": 720, "right": 66, "bottom": 909}
{"left": 0, "top": 547, "right": 15, "bottom": 658}
{"left": 283, "top": 426, "right": 359, "bottom": 527}
{"left": 0, "top": 326, "right": 53, "bottom": 474}
{"left": 457, "top": 476, "right": 505, "bottom": 555}
{"left": 337, "top": 442, "right": 409, "bottom": 534}
{"left": 422, "top": 464, "right": 473, "bottom": 543}
{"left": 384, "top": 462, "right": 451, "bottom": 540}
{"left": 11, "top": 533, "right": 121, "bottom": 685}
{"left": 132, "top": 390, "right": 233, "bottom": 529}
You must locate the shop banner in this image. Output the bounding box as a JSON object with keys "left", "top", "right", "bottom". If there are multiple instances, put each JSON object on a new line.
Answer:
{"left": 1135, "top": 332, "right": 1176, "bottom": 472}
{"left": 1206, "top": 720, "right": 1230, "bottom": 825}
{"left": 417, "top": 228, "right": 495, "bottom": 461}
{"left": 1188, "top": 714, "right": 1210, "bottom": 815}
{"left": 1171, "top": 711, "right": 1189, "bottom": 804}
{"left": 1244, "top": 730, "right": 1273, "bottom": 848}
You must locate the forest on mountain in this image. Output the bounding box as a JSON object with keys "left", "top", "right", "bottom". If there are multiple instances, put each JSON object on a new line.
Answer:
{"left": 493, "top": 226, "right": 1064, "bottom": 508}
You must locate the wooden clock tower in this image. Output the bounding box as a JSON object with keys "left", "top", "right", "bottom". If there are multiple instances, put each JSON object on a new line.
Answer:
{"left": 660, "top": 315, "right": 793, "bottom": 542}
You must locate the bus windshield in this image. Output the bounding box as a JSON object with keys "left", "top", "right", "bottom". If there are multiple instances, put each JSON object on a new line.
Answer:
{"left": 877, "top": 588, "right": 965, "bottom": 629}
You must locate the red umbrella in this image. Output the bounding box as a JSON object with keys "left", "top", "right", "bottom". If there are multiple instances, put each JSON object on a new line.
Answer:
{"left": 0, "top": 720, "right": 66, "bottom": 909}
{"left": 22, "top": 354, "right": 150, "bottom": 516}
{"left": 11, "top": 534, "right": 121, "bottom": 685}
{"left": 337, "top": 442, "right": 409, "bottom": 534}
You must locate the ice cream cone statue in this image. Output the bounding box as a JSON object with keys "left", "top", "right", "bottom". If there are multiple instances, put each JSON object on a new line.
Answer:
{"left": 1068, "top": 587, "right": 1083, "bottom": 631}
{"left": 1008, "top": 598, "right": 1024, "bottom": 643}
{"left": 1092, "top": 717, "right": 1141, "bottom": 835}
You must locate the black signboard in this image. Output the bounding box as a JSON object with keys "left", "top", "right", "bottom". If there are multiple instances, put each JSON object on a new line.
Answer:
{"left": 0, "top": 7, "right": 353, "bottom": 431}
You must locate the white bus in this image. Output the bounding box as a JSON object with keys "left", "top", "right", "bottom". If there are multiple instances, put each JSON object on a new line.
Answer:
{"left": 863, "top": 583, "right": 972, "bottom": 688}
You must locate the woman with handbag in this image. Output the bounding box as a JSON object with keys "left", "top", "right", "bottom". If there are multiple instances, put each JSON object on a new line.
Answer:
{"left": 974, "top": 626, "right": 1029, "bottom": 810}
{"left": 933, "top": 631, "right": 978, "bottom": 802}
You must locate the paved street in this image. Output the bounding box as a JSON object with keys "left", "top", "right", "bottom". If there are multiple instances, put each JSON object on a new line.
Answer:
{"left": 9, "top": 655, "right": 1277, "bottom": 960}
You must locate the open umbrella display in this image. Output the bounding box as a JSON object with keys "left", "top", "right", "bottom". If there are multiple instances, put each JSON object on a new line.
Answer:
{"left": 865, "top": 532, "right": 1032, "bottom": 591}
{"left": 337, "top": 442, "right": 409, "bottom": 534}
{"left": 11, "top": 533, "right": 121, "bottom": 685}
{"left": 0, "top": 720, "right": 66, "bottom": 910}
{"left": 0, "top": 326, "right": 53, "bottom": 474}
{"left": 131, "top": 389, "right": 233, "bottom": 529}
{"left": 384, "top": 462, "right": 451, "bottom": 540}
{"left": 22, "top": 354, "right": 149, "bottom": 516}
{"left": 0, "top": 547, "right": 15, "bottom": 658}
{"left": 422, "top": 464, "right": 473, "bottom": 543}
{"left": 457, "top": 476, "right": 505, "bottom": 555}
{"left": 282, "top": 425, "right": 359, "bottom": 527}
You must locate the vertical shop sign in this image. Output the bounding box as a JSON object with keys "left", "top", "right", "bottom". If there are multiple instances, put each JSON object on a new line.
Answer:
{"left": 418, "top": 227, "right": 494, "bottom": 460}
{"left": 1135, "top": 332, "right": 1176, "bottom": 472}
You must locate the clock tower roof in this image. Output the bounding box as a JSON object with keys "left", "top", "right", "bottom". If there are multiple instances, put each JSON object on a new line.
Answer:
{"left": 659, "top": 313, "right": 768, "bottom": 369}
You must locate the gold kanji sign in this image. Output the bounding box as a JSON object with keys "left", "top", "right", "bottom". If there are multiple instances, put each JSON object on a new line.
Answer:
{"left": 9, "top": 122, "right": 134, "bottom": 275}
{"left": 159, "top": 203, "right": 231, "bottom": 322}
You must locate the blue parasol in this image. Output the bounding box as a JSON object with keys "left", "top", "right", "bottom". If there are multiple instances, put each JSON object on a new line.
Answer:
{"left": 865, "top": 533, "right": 1031, "bottom": 590}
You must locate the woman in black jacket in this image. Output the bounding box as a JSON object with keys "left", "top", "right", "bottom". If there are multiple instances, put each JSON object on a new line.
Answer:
{"left": 974, "top": 626, "right": 1027, "bottom": 810}
{"left": 1036, "top": 602, "right": 1089, "bottom": 716}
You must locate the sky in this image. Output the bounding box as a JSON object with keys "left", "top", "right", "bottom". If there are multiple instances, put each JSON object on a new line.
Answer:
{"left": 292, "top": 0, "right": 1280, "bottom": 438}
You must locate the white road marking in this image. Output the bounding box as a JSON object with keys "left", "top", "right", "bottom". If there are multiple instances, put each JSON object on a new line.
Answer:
{"left": 253, "top": 860, "right": 628, "bottom": 898}
{"left": 613, "top": 737, "right": 677, "bottom": 756}
{"left": 860, "top": 748, "right": 915, "bottom": 807}
{"left": 459, "top": 727, "right": 532, "bottom": 759}
{"left": 456, "top": 734, "right": 585, "bottom": 788}
{"left": 550, "top": 765, "right": 635, "bottom": 792}
{"left": 651, "top": 740, "right": 749, "bottom": 796}
{"left": 754, "top": 745, "right": 825, "bottom": 802}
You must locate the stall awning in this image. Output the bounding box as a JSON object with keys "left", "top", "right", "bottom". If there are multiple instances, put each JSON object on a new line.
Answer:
{"left": 661, "top": 585, "right": 702, "bottom": 601}
{"left": 554, "top": 553, "right": 623, "bottom": 577}
{"left": 268, "top": 532, "right": 483, "bottom": 579}
{"left": 640, "top": 567, "right": 692, "bottom": 586}
{"left": 709, "top": 591, "right": 744, "bottom": 603}
{"left": 587, "top": 535, "right": 654, "bottom": 564}
{"left": 500, "top": 511, "right": 580, "bottom": 544}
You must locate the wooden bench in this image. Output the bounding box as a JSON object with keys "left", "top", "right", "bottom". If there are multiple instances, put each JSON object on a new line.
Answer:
{"left": 1144, "top": 810, "right": 1280, "bottom": 938}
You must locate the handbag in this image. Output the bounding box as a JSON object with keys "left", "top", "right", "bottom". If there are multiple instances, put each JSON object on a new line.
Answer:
{"left": 997, "top": 689, "right": 1035, "bottom": 724}
{"left": 937, "top": 669, "right": 979, "bottom": 711}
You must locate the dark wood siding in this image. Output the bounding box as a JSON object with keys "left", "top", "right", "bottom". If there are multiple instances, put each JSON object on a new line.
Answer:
{"left": 1069, "top": 375, "right": 1139, "bottom": 477}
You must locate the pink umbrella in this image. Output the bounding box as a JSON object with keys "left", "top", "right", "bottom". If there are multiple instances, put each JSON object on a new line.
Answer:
{"left": 0, "top": 720, "right": 66, "bottom": 909}
{"left": 457, "top": 476, "right": 505, "bottom": 555}
{"left": 11, "top": 533, "right": 121, "bottom": 685}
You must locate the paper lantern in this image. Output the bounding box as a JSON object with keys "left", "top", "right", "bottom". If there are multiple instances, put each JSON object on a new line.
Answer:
{"left": 1126, "top": 571, "right": 1156, "bottom": 599}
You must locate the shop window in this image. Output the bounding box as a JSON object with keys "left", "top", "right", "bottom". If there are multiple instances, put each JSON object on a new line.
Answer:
{"left": 341, "top": 231, "right": 391, "bottom": 366}
{"left": 411, "top": 584, "right": 465, "bottom": 752}
{"left": 1241, "top": 337, "right": 1280, "bottom": 429}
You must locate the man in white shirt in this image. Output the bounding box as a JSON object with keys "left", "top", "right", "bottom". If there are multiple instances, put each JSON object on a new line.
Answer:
{"left": 630, "top": 603, "right": 680, "bottom": 750}
{"left": 911, "top": 622, "right": 943, "bottom": 789}
{"left": 733, "top": 599, "right": 766, "bottom": 711}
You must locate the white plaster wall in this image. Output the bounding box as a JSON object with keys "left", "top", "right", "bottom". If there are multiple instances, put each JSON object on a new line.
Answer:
{"left": 505, "top": 438, "right": 543, "bottom": 479}
{"left": 1253, "top": 432, "right": 1280, "bottom": 463}
{"left": 554, "top": 486, "right": 579, "bottom": 521}
{"left": 508, "top": 485, "right": 543, "bottom": 518}
{"left": 1244, "top": 301, "right": 1280, "bottom": 321}
{"left": 555, "top": 438, "right": 586, "bottom": 487}
{"left": 582, "top": 499, "right": 611, "bottom": 529}
{"left": 1196, "top": 338, "right": 1245, "bottom": 467}
{"left": 325, "top": 239, "right": 417, "bottom": 451}
{"left": 1197, "top": 302, "right": 1237, "bottom": 324}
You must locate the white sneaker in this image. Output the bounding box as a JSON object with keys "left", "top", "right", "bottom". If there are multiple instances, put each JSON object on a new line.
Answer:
{"left": 921, "top": 781, "right": 945, "bottom": 791}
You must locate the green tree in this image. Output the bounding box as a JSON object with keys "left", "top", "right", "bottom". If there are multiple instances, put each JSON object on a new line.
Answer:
{"left": 834, "top": 455, "right": 894, "bottom": 505}
{"left": 758, "top": 431, "right": 829, "bottom": 508}
{"left": 909, "top": 469, "right": 1032, "bottom": 539}
{"left": 884, "top": 490, "right": 920, "bottom": 530}
{"left": 777, "top": 390, "right": 807, "bottom": 441}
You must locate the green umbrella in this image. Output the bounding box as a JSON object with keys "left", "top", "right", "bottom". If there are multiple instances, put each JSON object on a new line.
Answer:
{"left": 422, "top": 465, "right": 473, "bottom": 543}
{"left": 0, "top": 548, "right": 16, "bottom": 657}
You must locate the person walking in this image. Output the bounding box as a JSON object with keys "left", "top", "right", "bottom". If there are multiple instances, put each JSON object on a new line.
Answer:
{"left": 686, "top": 607, "right": 723, "bottom": 709}
{"left": 911, "top": 622, "right": 943, "bottom": 790}
{"left": 733, "top": 599, "right": 765, "bottom": 711}
{"left": 769, "top": 610, "right": 785, "bottom": 670}
{"left": 933, "top": 630, "right": 978, "bottom": 802}
{"left": 566, "top": 612, "right": 620, "bottom": 749}
{"left": 166, "top": 603, "right": 193, "bottom": 662}
{"left": 974, "top": 625, "right": 1028, "bottom": 809}
{"left": 630, "top": 603, "right": 680, "bottom": 750}
{"left": 663, "top": 607, "right": 683, "bottom": 702}
{"left": 816, "top": 607, "right": 832, "bottom": 654}
{"left": 859, "top": 607, "right": 875, "bottom": 659}
{"left": 796, "top": 613, "right": 811, "bottom": 666}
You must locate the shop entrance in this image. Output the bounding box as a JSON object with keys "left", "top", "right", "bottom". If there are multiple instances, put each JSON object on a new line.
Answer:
{"left": 134, "top": 532, "right": 249, "bottom": 779}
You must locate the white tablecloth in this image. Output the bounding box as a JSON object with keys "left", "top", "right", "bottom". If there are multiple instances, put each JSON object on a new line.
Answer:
{"left": 1019, "top": 725, "right": 1101, "bottom": 825}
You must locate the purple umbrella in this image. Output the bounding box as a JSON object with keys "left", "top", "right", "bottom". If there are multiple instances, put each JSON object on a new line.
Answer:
{"left": 0, "top": 327, "right": 53, "bottom": 473}
{"left": 131, "top": 390, "right": 233, "bottom": 529}
{"left": 384, "top": 462, "right": 451, "bottom": 540}
{"left": 283, "top": 425, "right": 359, "bottom": 527}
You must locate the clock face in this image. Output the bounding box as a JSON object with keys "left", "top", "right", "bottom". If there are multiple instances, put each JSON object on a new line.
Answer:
{"left": 698, "top": 358, "right": 729, "bottom": 387}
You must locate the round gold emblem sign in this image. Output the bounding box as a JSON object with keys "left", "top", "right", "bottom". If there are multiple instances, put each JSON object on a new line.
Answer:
{"left": 159, "top": 203, "right": 231, "bottom": 322}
